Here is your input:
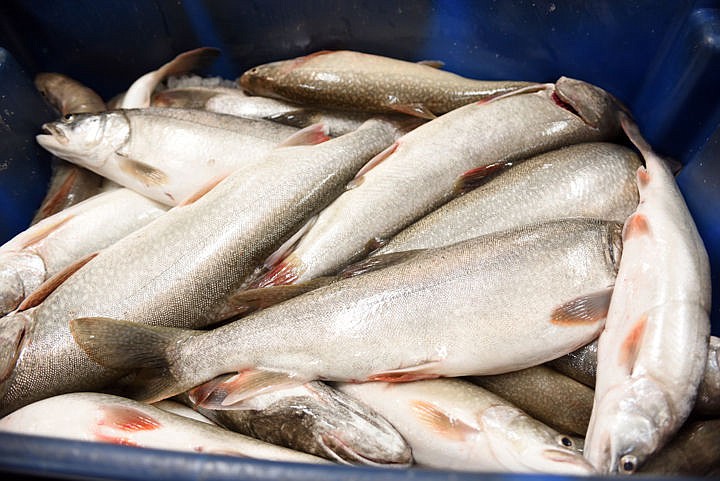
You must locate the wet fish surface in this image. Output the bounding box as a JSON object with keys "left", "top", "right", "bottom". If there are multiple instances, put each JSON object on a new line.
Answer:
{"left": 253, "top": 77, "right": 624, "bottom": 287}
{"left": 638, "top": 419, "right": 720, "bottom": 476}
{"left": 0, "top": 392, "right": 328, "bottom": 464}
{"left": 0, "top": 118, "right": 402, "bottom": 416}
{"left": 71, "top": 218, "right": 621, "bottom": 407}
{"left": 336, "top": 379, "right": 594, "bottom": 474}
{"left": 584, "top": 116, "right": 711, "bottom": 474}
{"left": 179, "top": 380, "right": 412, "bottom": 466}
{"left": 377, "top": 142, "right": 640, "bottom": 255}
{"left": 239, "top": 50, "right": 534, "bottom": 117}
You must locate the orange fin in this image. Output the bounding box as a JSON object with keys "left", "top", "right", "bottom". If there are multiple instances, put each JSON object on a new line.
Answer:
{"left": 177, "top": 173, "right": 228, "bottom": 206}
{"left": 339, "top": 250, "right": 422, "bottom": 279}
{"left": 367, "top": 361, "right": 442, "bottom": 382}
{"left": 98, "top": 405, "right": 162, "bottom": 432}
{"left": 453, "top": 162, "right": 512, "bottom": 195}
{"left": 636, "top": 166, "right": 651, "bottom": 188}
{"left": 17, "top": 251, "right": 98, "bottom": 311}
{"left": 417, "top": 60, "right": 445, "bottom": 69}
{"left": 619, "top": 313, "right": 648, "bottom": 369}
{"left": 622, "top": 213, "right": 651, "bottom": 241}
{"left": 550, "top": 288, "right": 613, "bottom": 326}
{"left": 387, "top": 102, "right": 436, "bottom": 120}
{"left": 347, "top": 141, "right": 399, "bottom": 190}
{"left": 18, "top": 213, "right": 74, "bottom": 249}
{"left": 118, "top": 157, "right": 169, "bottom": 187}
{"left": 411, "top": 400, "right": 479, "bottom": 441}
{"left": 252, "top": 253, "right": 303, "bottom": 288}
{"left": 277, "top": 122, "right": 330, "bottom": 147}
{"left": 190, "top": 369, "right": 304, "bottom": 409}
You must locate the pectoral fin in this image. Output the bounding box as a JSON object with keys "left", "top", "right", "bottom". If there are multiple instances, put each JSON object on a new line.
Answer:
{"left": 411, "top": 400, "right": 479, "bottom": 441}
{"left": 550, "top": 288, "right": 613, "bottom": 326}
{"left": 189, "top": 369, "right": 306, "bottom": 409}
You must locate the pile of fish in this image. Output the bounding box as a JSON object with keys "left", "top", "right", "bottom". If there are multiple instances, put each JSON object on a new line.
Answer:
{"left": 0, "top": 48, "right": 716, "bottom": 476}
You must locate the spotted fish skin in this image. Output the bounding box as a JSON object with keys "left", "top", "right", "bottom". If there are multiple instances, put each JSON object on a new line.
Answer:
{"left": 1, "top": 118, "right": 402, "bottom": 416}
{"left": 239, "top": 50, "right": 534, "bottom": 116}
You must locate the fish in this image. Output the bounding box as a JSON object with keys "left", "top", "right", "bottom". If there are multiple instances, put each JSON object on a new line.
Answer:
{"left": 0, "top": 117, "right": 404, "bottom": 417}
{"left": 70, "top": 218, "right": 621, "bottom": 407}
{"left": 0, "top": 188, "right": 168, "bottom": 317}
{"left": 583, "top": 114, "right": 712, "bottom": 474}
{"left": 151, "top": 400, "right": 216, "bottom": 425}
{"left": 638, "top": 419, "right": 720, "bottom": 476}
{"left": 33, "top": 72, "right": 107, "bottom": 223}
{"left": 178, "top": 379, "right": 412, "bottom": 466}
{"left": 151, "top": 85, "right": 249, "bottom": 109}
{"left": 252, "top": 77, "right": 625, "bottom": 287}
{"left": 119, "top": 47, "right": 221, "bottom": 109}
{"left": 469, "top": 366, "right": 594, "bottom": 436}
{"left": 35, "top": 108, "right": 308, "bottom": 205}
{"left": 335, "top": 379, "right": 594, "bottom": 474}
{"left": 239, "top": 50, "right": 534, "bottom": 118}
{"left": 548, "top": 336, "right": 720, "bottom": 416}
{"left": 0, "top": 392, "right": 328, "bottom": 464}
{"left": 376, "top": 142, "right": 640, "bottom": 255}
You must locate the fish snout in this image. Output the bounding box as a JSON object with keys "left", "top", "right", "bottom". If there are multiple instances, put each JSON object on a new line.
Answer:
{"left": 541, "top": 447, "right": 596, "bottom": 475}
{"left": 39, "top": 122, "right": 69, "bottom": 145}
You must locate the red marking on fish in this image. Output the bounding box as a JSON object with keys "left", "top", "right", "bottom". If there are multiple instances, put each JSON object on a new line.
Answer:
{"left": 623, "top": 213, "right": 651, "bottom": 240}
{"left": 619, "top": 313, "right": 648, "bottom": 369}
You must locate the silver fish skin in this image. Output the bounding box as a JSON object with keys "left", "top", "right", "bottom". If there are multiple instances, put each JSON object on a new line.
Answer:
{"left": 254, "top": 77, "right": 624, "bottom": 287}
{"left": 0, "top": 392, "right": 327, "bottom": 464}
{"left": 584, "top": 116, "right": 711, "bottom": 474}
{"left": 469, "top": 366, "right": 594, "bottom": 436}
{"left": 0, "top": 188, "right": 167, "bottom": 316}
{"left": 71, "top": 218, "right": 621, "bottom": 407}
{"left": 546, "top": 340, "right": 598, "bottom": 388}
{"left": 33, "top": 72, "right": 107, "bottom": 223}
{"left": 36, "top": 108, "right": 302, "bottom": 205}
{"left": 377, "top": 142, "right": 640, "bottom": 255}
{"left": 179, "top": 380, "right": 412, "bottom": 466}
{"left": 0, "top": 118, "right": 402, "bottom": 416}
{"left": 151, "top": 400, "right": 216, "bottom": 425}
{"left": 336, "top": 379, "right": 594, "bottom": 475}
{"left": 239, "top": 50, "right": 534, "bottom": 117}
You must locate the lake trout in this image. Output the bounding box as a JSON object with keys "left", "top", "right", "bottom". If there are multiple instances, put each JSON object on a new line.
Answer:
{"left": 0, "top": 118, "right": 403, "bottom": 416}
{"left": 239, "top": 50, "right": 534, "bottom": 118}
{"left": 336, "top": 379, "right": 593, "bottom": 474}
{"left": 583, "top": 115, "right": 711, "bottom": 474}
{"left": 252, "top": 77, "right": 625, "bottom": 287}
{"left": 70, "top": 218, "right": 621, "bottom": 408}
{"left": 0, "top": 392, "right": 327, "bottom": 464}
{"left": 638, "top": 419, "right": 720, "bottom": 476}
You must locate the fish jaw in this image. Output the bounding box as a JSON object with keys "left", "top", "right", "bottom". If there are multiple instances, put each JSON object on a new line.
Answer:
{"left": 36, "top": 111, "right": 130, "bottom": 169}
{"left": 585, "top": 376, "right": 674, "bottom": 474}
{"left": 238, "top": 63, "right": 283, "bottom": 98}
{"left": 0, "top": 252, "right": 46, "bottom": 316}
{"left": 554, "top": 76, "right": 625, "bottom": 135}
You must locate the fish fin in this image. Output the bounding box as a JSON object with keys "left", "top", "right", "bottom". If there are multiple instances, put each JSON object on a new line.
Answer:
{"left": 277, "top": 122, "right": 330, "bottom": 147}
{"left": 220, "top": 277, "right": 335, "bottom": 318}
{"left": 70, "top": 317, "right": 198, "bottom": 402}
{"left": 121, "top": 47, "right": 221, "bottom": 108}
{"left": 618, "top": 314, "right": 648, "bottom": 370}
{"left": 190, "top": 369, "right": 306, "bottom": 409}
{"left": 417, "top": 60, "right": 445, "bottom": 69}
{"left": 411, "top": 400, "right": 478, "bottom": 441}
{"left": 347, "top": 141, "right": 399, "bottom": 189}
{"left": 34, "top": 167, "right": 79, "bottom": 219}
{"left": 636, "top": 166, "right": 651, "bottom": 188}
{"left": 453, "top": 162, "right": 512, "bottom": 195}
{"left": 266, "top": 109, "right": 320, "bottom": 129}
{"left": 550, "top": 288, "right": 613, "bottom": 326}
{"left": 118, "top": 157, "right": 169, "bottom": 187}
{"left": 177, "top": 173, "right": 228, "bottom": 206}
{"left": 18, "top": 213, "right": 74, "bottom": 249}
{"left": 622, "top": 213, "right": 651, "bottom": 241}
{"left": 262, "top": 216, "right": 317, "bottom": 270}
{"left": 387, "top": 102, "right": 436, "bottom": 120}
{"left": 367, "top": 361, "right": 442, "bottom": 382}
{"left": 98, "top": 405, "right": 162, "bottom": 431}
{"left": 339, "top": 250, "right": 423, "bottom": 279}
{"left": 252, "top": 253, "right": 304, "bottom": 288}
{"left": 17, "top": 251, "right": 98, "bottom": 311}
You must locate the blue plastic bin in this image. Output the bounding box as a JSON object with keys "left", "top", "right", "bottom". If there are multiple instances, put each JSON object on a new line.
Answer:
{"left": 0, "top": 0, "right": 718, "bottom": 479}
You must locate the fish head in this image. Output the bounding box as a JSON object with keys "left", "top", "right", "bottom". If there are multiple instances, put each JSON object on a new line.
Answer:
{"left": 238, "top": 61, "right": 288, "bottom": 98}
{"left": 36, "top": 111, "right": 130, "bottom": 168}
{"left": 554, "top": 77, "right": 628, "bottom": 137}
{"left": 0, "top": 310, "right": 34, "bottom": 403}
{"left": 585, "top": 377, "right": 672, "bottom": 474}
{"left": 480, "top": 405, "right": 595, "bottom": 475}
{"left": 606, "top": 221, "right": 624, "bottom": 275}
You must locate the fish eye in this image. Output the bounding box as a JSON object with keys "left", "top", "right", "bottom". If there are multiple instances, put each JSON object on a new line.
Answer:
{"left": 555, "top": 435, "right": 573, "bottom": 448}
{"left": 62, "top": 113, "right": 74, "bottom": 122}
{"left": 619, "top": 454, "right": 637, "bottom": 474}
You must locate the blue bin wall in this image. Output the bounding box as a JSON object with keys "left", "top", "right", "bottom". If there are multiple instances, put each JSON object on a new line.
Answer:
{"left": 0, "top": 1, "right": 718, "bottom": 479}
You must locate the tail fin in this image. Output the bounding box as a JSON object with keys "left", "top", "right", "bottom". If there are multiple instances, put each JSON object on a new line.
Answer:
{"left": 70, "top": 317, "right": 196, "bottom": 402}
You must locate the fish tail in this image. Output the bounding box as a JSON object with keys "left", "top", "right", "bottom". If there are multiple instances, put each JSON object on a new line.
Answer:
{"left": 70, "top": 317, "right": 197, "bottom": 402}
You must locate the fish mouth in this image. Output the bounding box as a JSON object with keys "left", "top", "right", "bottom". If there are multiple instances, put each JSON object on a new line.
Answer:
{"left": 540, "top": 448, "right": 596, "bottom": 474}
{"left": 38, "top": 122, "right": 69, "bottom": 145}
{"left": 319, "top": 432, "right": 412, "bottom": 467}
